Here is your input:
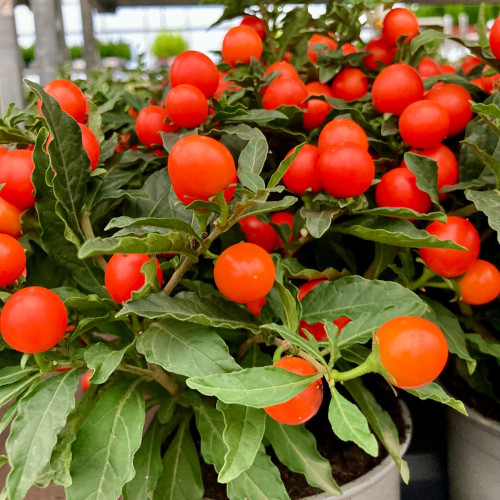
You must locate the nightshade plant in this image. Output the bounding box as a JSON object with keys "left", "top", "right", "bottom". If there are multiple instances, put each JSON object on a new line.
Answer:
{"left": 0, "top": 1, "right": 498, "bottom": 499}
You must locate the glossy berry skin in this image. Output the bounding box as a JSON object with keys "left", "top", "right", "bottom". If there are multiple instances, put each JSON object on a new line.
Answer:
{"left": 246, "top": 296, "right": 266, "bottom": 317}
{"left": 417, "top": 57, "right": 441, "bottom": 78}
{"left": 81, "top": 371, "right": 92, "bottom": 392}
{"left": 318, "top": 143, "right": 375, "bottom": 198}
{"left": 222, "top": 26, "right": 263, "bottom": 65}
{"left": 420, "top": 217, "right": 480, "bottom": 278}
{"left": 172, "top": 176, "right": 236, "bottom": 205}
{"left": 282, "top": 144, "right": 322, "bottom": 194}
{"left": 0, "top": 234, "right": 26, "bottom": 287}
{"left": 440, "top": 64, "right": 456, "bottom": 74}
{"left": 382, "top": 8, "right": 419, "bottom": 46}
{"left": 165, "top": 84, "right": 208, "bottom": 129}
{"left": 398, "top": 100, "right": 449, "bottom": 149}
{"left": 0, "top": 198, "right": 22, "bottom": 238}
{"left": 239, "top": 215, "right": 278, "bottom": 253}
{"left": 264, "top": 61, "right": 299, "bottom": 80}
{"left": 168, "top": 135, "right": 236, "bottom": 199}
{"left": 461, "top": 56, "right": 481, "bottom": 75}
{"left": 425, "top": 83, "right": 472, "bottom": 136}
{"left": 0, "top": 150, "right": 35, "bottom": 210}
{"left": 78, "top": 123, "right": 100, "bottom": 170}
{"left": 363, "top": 38, "right": 394, "bottom": 70}
{"left": 331, "top": 68, "right": 368, "bottom": 101}
{"left": 240, "top": 16, "right": 266, "bottom": 40}
{"left": 263, "top": 76, "right": 308, "bottom": 110}
{"left": 374, "top": 316, "right": 448, "bottom": 390}
{"left": 307, "top": 34, "right": 337, "bottom": 63}
{"left": 1, "top": 287, "right": 68, "bottom": 353}
{"left": 39, "top": 79, "right": 87, "bottom": 123}
{"left": 401, "top": 144, "right": 458, "bottom": 197}
{"left": 169, "top": 51, "right": 219, "bottom": 98}
{"left": 303, "top": 82, "right": 333, "bottom": 130}
{"left": 264, "top": 357, "right": 323, "bottom": 425}
{"left": 459, "top": 260, "right": 500, "bottom": 305}
{"left": 104, "top": 254, "right": 163, "bottom": 304}
{"left": 489, "top": 16, "right": 500, "bottom": 59}
{"left": 135, "top": 106, "right": 178, "bottom": 149}
{"left": 372, "top": 64, "right": 424, "bottom": 116}
{"left": 318, "top": 118, "right": 368, "bottom": 154}
{"left": 297, "top": 279, "right": 351, "bottom": 341}
{"left": 214, "top": 242, "right": 275, "bottom": 303}
{"left": 376, "top": 167, "right": 431, "bottom": 214}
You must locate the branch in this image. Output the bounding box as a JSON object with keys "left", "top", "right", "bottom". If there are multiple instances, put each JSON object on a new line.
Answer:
{"left": 81, "top": 208, "right": 107, "bottom": 271}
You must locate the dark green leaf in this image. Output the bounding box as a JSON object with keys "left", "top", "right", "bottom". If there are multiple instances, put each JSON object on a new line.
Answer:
{"left": 465, "top": 189, "right": 500, "bottom": 243}
{"left": 404, "top": 153, "right": 440, "bottom": 205}
{"left": 407, "top": 382, "right": 467, "bottom": 415}
{"left": 84, "top": 343, "right": 128, "bottom": 384}
{"left": 268, "top": 143, "right": 304, "bottom": 189}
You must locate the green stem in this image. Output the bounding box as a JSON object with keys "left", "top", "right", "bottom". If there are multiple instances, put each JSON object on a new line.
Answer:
{"left": 331, "top": 353, "right": 377, "bottom": 382}
{"left": 272, "top": 344, "right": 284, "bottom": 364}
{"left": 81, "top": 208, "right": 107, "bottom": 272}
{"left": 409, "top": 266, "right": 436, "bottom": 291}
{"left": 34, "top": 353, "right": 52, "bottom": 373}
{"left": 203, "top": 249, "right": 219, "bottom": 260}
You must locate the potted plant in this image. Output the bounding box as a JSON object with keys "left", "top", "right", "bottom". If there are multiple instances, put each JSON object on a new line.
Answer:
{"left": 150, "top": 31, "right": 188, "bottom": 66}
{"left": 0, "top": 1, "right": 497, "bottom": 499}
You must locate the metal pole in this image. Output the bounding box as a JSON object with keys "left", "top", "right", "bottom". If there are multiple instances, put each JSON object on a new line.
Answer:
{"left": 80, "top": 0, "right": 99, "bottom": 75}
{"left": 0, "top": 0, "right": 25, "bottom": 112}
{"left": 54, "top": 0, "right": 68, "bottom": 68}
{"left": 32, "top": 0, "right": 60, "bottom": 85}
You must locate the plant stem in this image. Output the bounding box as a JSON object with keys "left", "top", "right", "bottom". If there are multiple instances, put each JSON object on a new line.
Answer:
{"left": 408, "top": 267, "right": 436, "bottom": 291}
{"left": 81, "top": 209, "right": 107, "bottom": 271}
{"left": 34, "top": 352, "right": 52, "bottom": 373}
{"left": 331, "top": 353, "right": 377, "bottom": 382}
{"left": 117, "top": 363, "right": 179, "bottom": 396}
{"left": 448, "top": 203, "right": 478, "bottom": 218}
{"left": 163, "top": 254, "right": 198, "bottom": 295}
{"left": 237, "top": 335, "right": 264, "bottom": 358}
{"left": 274, "top": 337, "right": 329, "bottom": 378}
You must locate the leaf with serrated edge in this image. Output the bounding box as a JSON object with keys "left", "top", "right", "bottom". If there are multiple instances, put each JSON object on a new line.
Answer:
{"left": 265, "top": 417, "right": 342, "bottom": 495}
{"left": 137, "top": 319, "right": 241, "bottom": 378}
{"left": 84, "top": 343, "right": 128, "bottom": 384}
{"left": 407, "top": 382, "right": 466, "bottom": 415}
{"left": 328, "top": 386, "right": 378, "bottom": 456}
{"left": 301, "top": 276, "right": 427, "bottom": 325}
{"left": 217, "top": 403, "right": 266, "bottom": 483}
{"left": 66, "top": 381, "right": 145, "bottom": 500}
{"left": 344, "top": 378, "right": 409, "bottom": 483}
{"left": 187, "top": 366, "right": 321, "bottom": 408}
{"left": 123, "top": 418, "right": 166, "bottom": 500}
{"left": 6, "top": 370, "right": 78, "bottom": 500}
{"left": 153, "top": 420, "right": 203, "bottom": 500}
{"left": 118, "top": 291, "right": 260, "bottom": 332}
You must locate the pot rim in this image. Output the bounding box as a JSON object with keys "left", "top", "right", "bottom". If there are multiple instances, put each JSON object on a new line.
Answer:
{"left": 303, "top": 399, "right": 412, "bottom": 499}
{"left": 448, "top": 400, "right": 500, "bottom": 436}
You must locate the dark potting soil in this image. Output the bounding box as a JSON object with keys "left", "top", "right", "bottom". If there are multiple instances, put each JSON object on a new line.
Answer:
{"left": 202, "top": 375, "right": 408, "bottom": 500}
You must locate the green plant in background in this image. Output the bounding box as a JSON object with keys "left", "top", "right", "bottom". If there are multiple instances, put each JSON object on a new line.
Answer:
{"left": 150, "top": 31, "right": 188, "bottom": 59}
{"left": 97, "top": 40, "right": 132, "bottom": 60}
{"left": 69, "top": 45, "right": 83, "bottom": 60}
{"left": 416, "top": 4, "right": 500, "bottom": 25}
{"left": 20, "top": 45, "right": 35, "bottom": 66}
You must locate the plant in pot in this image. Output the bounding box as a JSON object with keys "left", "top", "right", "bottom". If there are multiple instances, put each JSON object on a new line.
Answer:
{"left": 150, "top": 31, "right": 188, "bottom": 67}
{"left": 0, "top": 1, "right": 498, "bottom": 499}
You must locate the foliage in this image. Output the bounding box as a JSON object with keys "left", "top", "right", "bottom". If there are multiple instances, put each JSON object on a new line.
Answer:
{"left": 150, "top": 31, "right": 188, "bottom": 60}
{"left": 0, "top": 1, "right": 498, "bottom": 499}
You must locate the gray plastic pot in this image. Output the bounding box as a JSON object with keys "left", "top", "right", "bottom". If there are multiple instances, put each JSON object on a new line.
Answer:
{"left": 304, "top": 400, "right": 412, "bottom": 500}
{"left": 447, "top": 404, "right": 500, "bottom": 500}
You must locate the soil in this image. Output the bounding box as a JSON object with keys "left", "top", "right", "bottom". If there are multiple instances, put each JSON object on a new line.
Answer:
{"left": 202, "top": 375, "right": 408, "bottom": 500}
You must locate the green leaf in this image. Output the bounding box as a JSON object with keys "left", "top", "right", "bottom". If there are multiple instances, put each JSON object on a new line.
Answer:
{"left": 118, "top": 291, "right": 260, "bottom": 332}
{"left": 332, "top": 216, "right": 465, "bottom": 249}
{"left": 105, "top": 216, "right": 201, "bottom": 240}
{"left": 187, "top": 366, "right": 322, "bottom": 408}
{"left": 356, "top": 207, "right": 446, "bottom": 222}
{"left": 471, "top": 102, "right": 500, "bottom": 120}
{"left": 123, "top": 418, "right": 168, "bottom": 500}
{"left": 407, "top": 382, "right": 467, "bottom": 415}
{"left": 78, "top": 232, "right": 194, "bottom": 258}
{"left": 0, "top": 366, "right": 37, "bottom": 387}
{"left": 328, "top": 387, "right": 378, "bottom": 456}
{"left": 226, "top": 445, "right": 290, "bottom": 500}
{"left": 26, "top": 80, "right": 89, "bottom": 236}
{"left": 301, "top": 276, "right": 427, "bottom": 327}
{"left": 423, "top": 297, "right": 476, "bottom": 373}
{"left": 84, "top": 343, "right": 128, "bottom": 384}
{"left": 226, "top": 108, "right": 288, "bottom": 124}
{"left": 6, "top": 370, "right": 78, "bottom": 500}
{"left": 265, "top": 417, "right": 342, "bottom": 495}
{"left": 404, "top": 153, "right": 440, "bottom": 205}
{"left": 136, "top": 319, "right": 241, "bottom": 378}
{"left": 344, "top": 378, "right": 409, "bottom": 483}
{"left": 0, "top": 374, "right": 41, "bottom": 412}
{"left": 268, "top": 143, "right": 304, "bottom": 189}
{"left": 477, "top": 3, "right": 489, "bottom": 50}
{"left": 462, "top": 140, "right": 500, "bottom": 188}
{"left": 217, "top": 403, "right": 266, "bottom": 483}
{"left": 279, "top": 259, "right": 344, "bottom": 280}
{"left": 242, "top": 196, "right": 298, "bottom": 217}
{"left": 465, "top": 189, "right": 500, "bottom": 243}
{"left": 66, "top": 381, "right": 145, "bottom": 500}
{"left": 466, "top": 333, "right": 500, "bottom": 359}
{"left": 275, "top": 282, "right": 299, "bottom": 334}
{"left": 154, "top": 419, "right": 203, "bottom": 500}
{"left": 238, "top": 136, "right": 268, "bottom": 192}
